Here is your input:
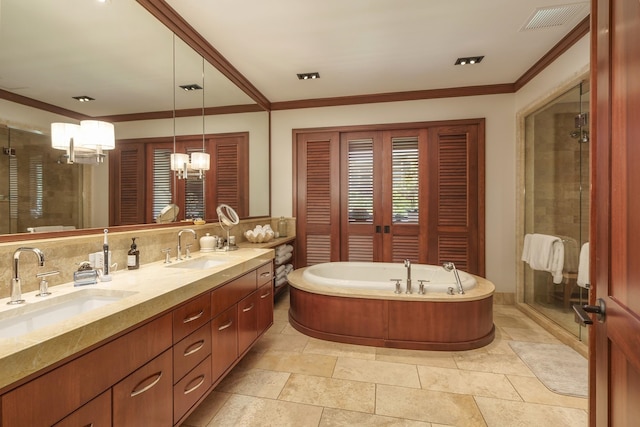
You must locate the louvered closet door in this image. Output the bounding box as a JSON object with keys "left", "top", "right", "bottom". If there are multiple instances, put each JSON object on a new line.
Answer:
{"left": 295, "top": 132, "right": 341, "bottom": 266}
{"left": 426, "top": 124, "right": 483, "bottom": 274}
{"left": 340, "top": 130, "right": 425, "bottom": 262}
{"left": 109, "top": 142, "right": 145, "bottom": 225}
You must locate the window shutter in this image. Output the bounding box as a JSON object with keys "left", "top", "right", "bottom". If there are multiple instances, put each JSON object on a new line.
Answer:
{"left": 109, "top": 143, "right": 145, "bottom": 225}
{"left": 151, "top": 147, "right": 172, "bottom": 220}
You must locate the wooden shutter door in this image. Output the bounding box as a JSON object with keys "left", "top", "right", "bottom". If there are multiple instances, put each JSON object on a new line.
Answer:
{"left": 295, "top": 132, "right": 341, "bottom": 266}
{"left": 208, "top": 134, "right": 249, "bottom": 218}
{"left": 109, "top": 142, "right": 145, "bottom": 225}
{"left": 427, "top": 123, "right": 484, "bottom": 275}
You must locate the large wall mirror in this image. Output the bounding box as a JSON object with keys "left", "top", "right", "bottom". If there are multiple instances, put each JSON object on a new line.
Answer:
{"left": 0, "top": 0, "right": 270, "bottom": 237}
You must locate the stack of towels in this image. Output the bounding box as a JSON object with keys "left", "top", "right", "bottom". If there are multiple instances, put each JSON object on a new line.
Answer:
{"left": 577, "top": 242, "right": 590, "bottom": 288}
{"left": 275, "top": 244, "right": 294, "bottom": 287}
{"left": 521, "top": 233, "right": 565, "bottom": 284}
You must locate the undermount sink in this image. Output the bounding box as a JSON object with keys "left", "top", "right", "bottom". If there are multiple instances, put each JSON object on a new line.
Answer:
{"left": 166, "top": 257, "right": 230, "bottom": 270}
{"left": 0, "top": 289, "right": 136, "bottom": 339}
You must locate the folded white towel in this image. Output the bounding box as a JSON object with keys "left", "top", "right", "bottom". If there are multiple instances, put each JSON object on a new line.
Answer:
{"left": 577, "top": 242, "right": 590, "bottom": 288}
{"left": 522, "top": 233, "right": 565, "bottom": 284}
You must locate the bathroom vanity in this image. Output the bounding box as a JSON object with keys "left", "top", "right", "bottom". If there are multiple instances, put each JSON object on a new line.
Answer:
{"left": 0, "top": 248, "right": 274, "bottom": 426}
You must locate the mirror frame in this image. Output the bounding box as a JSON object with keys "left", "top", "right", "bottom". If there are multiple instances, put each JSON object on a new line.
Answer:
{"left": 0, "top": 0, "right": 272, "bottom": 243}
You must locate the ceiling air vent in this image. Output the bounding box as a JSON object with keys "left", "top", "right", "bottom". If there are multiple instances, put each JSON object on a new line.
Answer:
{"left": 520, "top": 2, "right": 588, "bottom": 31}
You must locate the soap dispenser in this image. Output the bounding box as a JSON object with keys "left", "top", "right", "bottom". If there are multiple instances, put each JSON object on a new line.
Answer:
{"left": 127, "top": 237, "right": 140, "bottom": 270}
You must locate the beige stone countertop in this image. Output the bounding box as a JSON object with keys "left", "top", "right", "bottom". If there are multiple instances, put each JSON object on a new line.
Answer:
{"left": 287, "top": 267, "right": 494, "bottom": 302}
{"left": 0, "top": 248, "right": 274, "bottom": 391}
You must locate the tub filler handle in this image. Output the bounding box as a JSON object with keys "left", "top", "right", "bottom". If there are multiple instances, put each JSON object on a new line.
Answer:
{"left": 390, "top": 279, "right": 402, "bottom": 294}
{"left": 418, "top": 280, "right": 429, "bottom": 295}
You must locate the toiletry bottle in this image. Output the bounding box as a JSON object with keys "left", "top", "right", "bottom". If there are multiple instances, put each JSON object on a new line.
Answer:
{"left": 127, "top": 237, "right": 140, "bottom": 270}
{"left": 278, "top": 216, "right": 288, "bottom": 237}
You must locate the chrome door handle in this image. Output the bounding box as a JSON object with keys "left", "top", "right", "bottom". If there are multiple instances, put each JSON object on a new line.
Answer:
{"left": 572, "top": 298, "right": 606, "bottom": 325}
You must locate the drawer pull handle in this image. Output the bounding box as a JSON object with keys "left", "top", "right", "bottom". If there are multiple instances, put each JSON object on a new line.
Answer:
{"left": 260, "top": 272, "right": 271, "bottom": 277}
{"left": 242, "top": 303, "right": 255, "bottom": 312}
{"left": 260, "top": 291, "right": 271, "bottom": 299}
{"left": 183, "top": 310, "right": 205, "bottom": 324}
{"left": 184, "top": 375, "right": 206, "bottom": 395}
{"left": 130, "top": 371, "right": 163, "bottom": 397}
{"left": 218, "top": 320, "right": 233, "bottom": 330}
{"left": 183, "top": 339, "right": 206, "bottom": 357}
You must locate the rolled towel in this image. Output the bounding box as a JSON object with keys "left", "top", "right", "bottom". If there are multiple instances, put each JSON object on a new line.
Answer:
{"left": 284, "top": 263, "right": 294, "bottom": 274}
{"left": 577, "top": 242, "right": 590, "bottom": 288}
{"left": 275, "top": 251, "right": 292, "bottom": 266}
{"left": 276, "top": 264, "right": 286, "bottom": 275}
{"left": 275, "top": 277, "right": 287, "bottom": 287}
{"left": 276, "top": 244, "right": 294, "bottom": 257}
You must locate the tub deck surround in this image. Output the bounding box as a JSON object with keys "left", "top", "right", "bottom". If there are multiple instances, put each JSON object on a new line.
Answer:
{"left": 288, "top": 266, "right": 495, "bottom": 351}
{"left": 0, "top": 248, "right": 274, "bottom": 392}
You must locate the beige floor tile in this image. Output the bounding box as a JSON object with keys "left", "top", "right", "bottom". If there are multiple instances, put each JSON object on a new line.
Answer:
{"left": 319, "top": 407, "right": 431, "bottom": 426}
{"left": 264, "top": 320, "right": 288, "bottom": 335}
{"left": 251, "top": 331, "right": 310, "bottom": 353}
{"left": 215, "top": 368, "right": 290, "bottom": 399}
{"left": 273, "top": 307, "right": 290, "bottom": 323}
{"left": 207, "top": 394, "right": 323, "bottom": 427}
{"left": 279, "top": 373, "right": 376, "bottom": 413}
{"left": 280, "top": 323, "right": 311, "bottom": 337}
{"left": 376, "top": 384, "right": 487, "bottom": 427}
{"left": 333, "top": 357, "right": 421, "bottom": 388}
{"left": 475, "top": 396, "right": 588, "bottom": 427}
{"left": 454, "top": 351, "right": 536, "bottom": 376}
{"left": 507, "top": 375, "right": 589, "bottom": 410}
{"left": 501, "top": 326, "right": 562, "bottom": 343}
{"left": 180, "top": 391, "right": 230, "bottom": 427}
{"left": 375, "top": 347, "right": 458, "bottom": 369}
{"left": 251, "top": 350, "right": 337, "bottom": 377}
{"left": 303, "top": 337, "right": 376, "bottom": 360}
{"left": 417, "top": 365, "right": 521, "bottom": 400}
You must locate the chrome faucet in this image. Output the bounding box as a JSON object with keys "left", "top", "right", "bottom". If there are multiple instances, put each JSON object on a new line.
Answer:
{"left": 443, "top": 262, "right": 465, "bottom": 294}
{"left": 404, "top": 259, "right": 412, "bottom": 294}
{"left": 177, "top": 229, "right": 197, "bottom": 261}
{"left": 9, "top": 247, "right": 45, "bottom": 305}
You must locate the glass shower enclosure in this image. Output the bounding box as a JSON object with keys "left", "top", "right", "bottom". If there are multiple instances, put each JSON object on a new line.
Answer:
{"left": 523, "top": 81, "right": 590, "bottom": 341}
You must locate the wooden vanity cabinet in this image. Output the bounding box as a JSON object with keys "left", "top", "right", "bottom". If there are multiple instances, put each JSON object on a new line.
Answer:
{"left": 211, "top": 304, "right": 239, "bottom": 382}
{"left": 112, "top": 349, "right": 174, "bottom": 426}
{"left": 53, "top": 390, "right": 111, "bottom": 427}
{"left": 0, "top": 261, "right": 275, "bottom": 427}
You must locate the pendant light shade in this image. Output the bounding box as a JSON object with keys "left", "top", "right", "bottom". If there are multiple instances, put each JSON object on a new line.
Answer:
{"left": 78, "top": 120, "right": 115, "bottom": 150}
{"left": 170, "top": 153, "right": 190, "bottom": 171}
{"left": 190, "top": 152, "right": 210, "bottom": 171}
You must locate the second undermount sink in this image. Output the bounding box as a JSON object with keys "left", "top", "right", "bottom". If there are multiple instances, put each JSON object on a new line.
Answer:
{"left": 0, "top": 289, "right": 136, "bottom": 339}
{"left": 166, "top": 257, "right": 230, "bottom": 270}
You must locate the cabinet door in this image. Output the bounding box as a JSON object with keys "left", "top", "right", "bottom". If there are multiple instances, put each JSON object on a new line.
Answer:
{"left": 257, "top": 282, "right": 274, "bottom": 336}
{"left": 113, "top": 349, "right": 173, "bottom": 427}
{"left": 238, "top": 292, "right": 258, "bottom": 355}
{"left": 211, "top": 305, "right": 238, "bottom": 382}
{"left": 53, "top": 390, "right": 111, "bottom": 427}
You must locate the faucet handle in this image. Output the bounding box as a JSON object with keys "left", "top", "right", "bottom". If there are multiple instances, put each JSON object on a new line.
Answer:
{"left": 390, "top": 279, "right": 402, "bottom": 294}
{"left": 185, "top": 244, "right": 193, "bottom": 259}
{"left": 162, "top": 248, "right": 172, "bottom": 264}
{"left": 35, "top": 270, "right": 59, "bottom": 297}
{"left": 418, "top": 279, "right": 429, "bottom": 295}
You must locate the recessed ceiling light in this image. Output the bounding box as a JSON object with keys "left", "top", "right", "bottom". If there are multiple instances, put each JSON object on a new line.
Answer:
{"left": 72, "top": 95, "right": 95, "bottom": 102}
{"left": 454, "top": 56, "right": 484, "bottom": 66}
{"left": 297, "top": 72, "right": 320, "bottom": 80}
{"left": 179, "top": 84, "right": 203, "bottom": 91}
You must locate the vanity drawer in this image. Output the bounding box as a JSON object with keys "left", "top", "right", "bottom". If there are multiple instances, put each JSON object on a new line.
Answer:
{"left": 211, "top": 270, "right": 257, "bottom": 316}
{"left": 173, "top": 293, "right": 211, "bottom": 343}
{"left": 257, "top": 262, "right": 273, "bottom": 286}
{"left": 53, "top": 390, "right": 111, "bottom": 427}
{"left": 173, "top": 354, "right": 212, "bottom": 424}
{"left": 173, "top": 322, "right": 211, "bottom": 382}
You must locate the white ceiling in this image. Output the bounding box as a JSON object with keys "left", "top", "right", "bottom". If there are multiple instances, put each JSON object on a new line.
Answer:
{"left": 0, "top": 0, "right": 589, "bottom": 117}
{"left": 167, "top": 0, "right": 590, "bottom": 103}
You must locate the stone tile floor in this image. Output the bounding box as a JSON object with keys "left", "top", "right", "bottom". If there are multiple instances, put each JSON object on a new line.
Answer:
{"left": 181, "top": 290, "right": 588, "bottom": 426}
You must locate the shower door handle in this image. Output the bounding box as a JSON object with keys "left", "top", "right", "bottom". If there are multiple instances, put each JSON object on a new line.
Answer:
{"left": 572, "top": 298, "right": 606, "bottom": 325}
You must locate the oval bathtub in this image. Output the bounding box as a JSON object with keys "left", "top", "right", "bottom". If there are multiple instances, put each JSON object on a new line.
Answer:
{"left": 302, "top": 261, "right": 477, "bottom": 293}
{"left": 288, "top": 262, "right": 495, "bottom": 351}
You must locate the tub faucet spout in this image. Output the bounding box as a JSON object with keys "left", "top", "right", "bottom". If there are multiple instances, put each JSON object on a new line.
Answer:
{"left": 9, "top": 247, "right": 45, "bottom": 305}
{"left": 404, "top": 259, "right": 412, "bottom": 294}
